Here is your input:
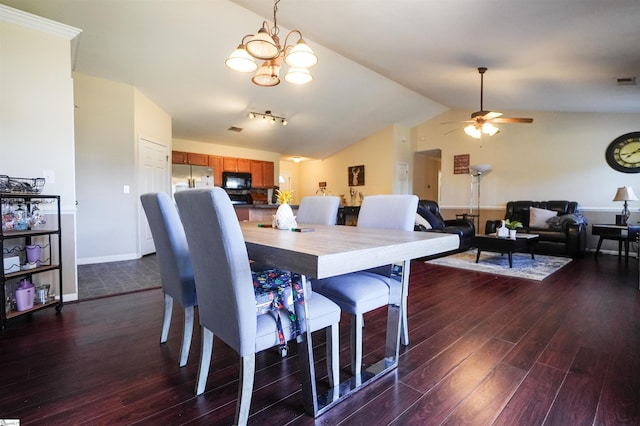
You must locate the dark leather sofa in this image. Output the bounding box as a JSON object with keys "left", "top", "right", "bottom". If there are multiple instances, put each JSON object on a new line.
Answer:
{"left": 415, "top": 200, "right": 476, "bottom": 254}
{"left": 485, "top": 200, "right": 587, "bottom": 258}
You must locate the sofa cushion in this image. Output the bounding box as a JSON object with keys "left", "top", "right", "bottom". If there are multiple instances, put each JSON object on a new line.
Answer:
{"left": 530, "top": 207, "right": 558, "bottom": 229}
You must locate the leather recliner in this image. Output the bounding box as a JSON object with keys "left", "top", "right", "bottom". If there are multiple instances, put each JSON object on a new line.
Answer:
{"left": 415, "top": 200, "right": 476, "bottom": 252}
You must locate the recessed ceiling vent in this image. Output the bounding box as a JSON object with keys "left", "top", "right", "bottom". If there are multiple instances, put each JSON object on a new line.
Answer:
{"left": 228, "top": 126, "right": 243, "bottom": 132}
{"left": 617, "top": 77, "right": 636, "bottom": 86}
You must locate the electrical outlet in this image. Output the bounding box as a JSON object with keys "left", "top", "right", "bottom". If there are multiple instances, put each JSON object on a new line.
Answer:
{"left": 123, "top": 185, "right": 130, "bottom": 194}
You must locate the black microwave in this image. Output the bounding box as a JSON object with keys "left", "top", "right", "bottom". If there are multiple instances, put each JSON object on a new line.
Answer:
{"left": 222, "top": 172, "right": 252, "bottom": 189}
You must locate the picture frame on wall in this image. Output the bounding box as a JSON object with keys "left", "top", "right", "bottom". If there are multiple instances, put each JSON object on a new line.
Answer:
{"left": 454, "top": 154, "right": 470, "bottom": 174}
{"left": 348, "top": 165, "right": 365, "bottom": 186}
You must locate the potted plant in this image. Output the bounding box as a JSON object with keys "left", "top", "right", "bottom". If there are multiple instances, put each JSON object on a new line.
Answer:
{"left": 505, "top": 219, "right": 523, "bottom": 239}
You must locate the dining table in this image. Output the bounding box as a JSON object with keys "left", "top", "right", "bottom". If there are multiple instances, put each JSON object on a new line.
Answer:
{"left": 240, "top": 222, "right": 459, "bottom": 417}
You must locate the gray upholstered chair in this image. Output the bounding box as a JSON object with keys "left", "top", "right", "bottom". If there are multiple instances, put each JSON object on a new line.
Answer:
{"left": 140, "top": 192, "right": 197, "bottom": 367}
{"left": 174, "top": 187, "right": 340, "bottom": 425}
{"left": 296, "top": 196, "right": 341, "bottom": 225}
{"left": 313, "top": 194, "right": 418, "bottom": 377}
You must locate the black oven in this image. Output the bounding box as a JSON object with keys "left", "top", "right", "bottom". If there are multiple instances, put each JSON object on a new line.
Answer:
{"left": 222, "top": 172, "right": 252, "bottom": 190}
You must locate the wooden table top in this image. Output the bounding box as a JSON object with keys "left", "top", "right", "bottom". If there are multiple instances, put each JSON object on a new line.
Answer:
{"left": 240, "top": 222, "right": 458, "bottom": 279}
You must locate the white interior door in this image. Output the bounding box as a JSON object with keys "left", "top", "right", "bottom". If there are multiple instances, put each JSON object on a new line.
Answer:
{"left": 138, "top": 137, "right": 169, "bottom": 256}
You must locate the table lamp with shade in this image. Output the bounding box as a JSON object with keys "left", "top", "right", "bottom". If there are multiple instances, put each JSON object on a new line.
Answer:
{"left": 613, "top": 186, "right": 638, "bottom": 225}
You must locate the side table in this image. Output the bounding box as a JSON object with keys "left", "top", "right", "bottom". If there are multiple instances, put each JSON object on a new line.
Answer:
{"left": 592, "top": 224, "right": 640, "bottom": 263}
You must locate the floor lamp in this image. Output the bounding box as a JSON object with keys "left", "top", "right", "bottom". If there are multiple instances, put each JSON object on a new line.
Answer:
{"left": 469, "top": 164, "right": 492, "bottom": 232}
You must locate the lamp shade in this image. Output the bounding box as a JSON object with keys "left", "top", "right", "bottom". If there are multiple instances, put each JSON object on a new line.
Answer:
{"left": 284, "top": 40, "right": 318, "bottom": 68}
{"left": 470, "top": 164, "right": 492, "bottom": 175}
{"left": 225, "top": 45, "right": 258, "bottom": 73}
{"left": 613, "top": 186, "right": 639, "bottom": 201}
{"left": 464, "top": 124, "right": 481, "bottom": 138}
{"left": 251, "top": 61, "right": 281, "bottom": 87}
{"left": 246, "top": 28, "right": 279, "bottom": 60}
{"left": 284, "top": 67, "right": 313, "bottom": 84}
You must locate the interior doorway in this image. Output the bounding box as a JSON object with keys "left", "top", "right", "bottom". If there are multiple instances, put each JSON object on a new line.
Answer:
{"left": 138, "top": 137, "right": 170, "bottom": 256}
{"left": 413, "top": 149, "right": 441, "bottom": 202}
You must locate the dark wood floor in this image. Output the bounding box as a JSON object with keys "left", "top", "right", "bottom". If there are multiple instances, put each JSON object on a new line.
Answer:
{"left": 1, "top": 254, "right": 639, "bottom": 425}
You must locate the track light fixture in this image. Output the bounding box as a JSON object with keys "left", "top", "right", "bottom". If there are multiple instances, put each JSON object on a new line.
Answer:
{"left": 225, "top": 0, "right": 317, "bottom": 87}
{"left": 248, "top": 110, "right": 287, "bottom": 126}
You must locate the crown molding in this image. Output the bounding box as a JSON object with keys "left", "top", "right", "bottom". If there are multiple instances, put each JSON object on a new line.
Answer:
{"left": 0, "top": 4, "right": 81, "bottom": 40}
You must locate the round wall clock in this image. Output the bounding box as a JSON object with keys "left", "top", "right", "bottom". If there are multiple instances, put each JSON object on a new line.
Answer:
{"left": 605, "top": 131, "right": 640, "bottom": 173}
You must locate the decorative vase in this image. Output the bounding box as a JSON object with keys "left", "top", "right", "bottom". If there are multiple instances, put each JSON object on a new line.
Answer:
{"left": 273, "top": 203, "right": 297, "bottom": 230}
{"left": 496, "top": 220, "right": 508, "bottom": 238}
{"left": 509, "top": 229, "right": 517, "bottom": 239}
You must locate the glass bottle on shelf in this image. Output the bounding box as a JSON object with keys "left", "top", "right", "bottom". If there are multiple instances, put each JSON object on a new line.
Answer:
{"left": 30, "top": 201, "right": 45, "bottom": 226}
{"left": 14, "top": 203, "right": 29, "bottom": 230}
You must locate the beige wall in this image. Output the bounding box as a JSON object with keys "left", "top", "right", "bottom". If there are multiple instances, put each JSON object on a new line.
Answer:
{"left": 1, "top": 6, "right": 80, "bottom": 298}
{"left": 297, "top": 125, "right": 402, "bottom": 202}
{"left": 414, "top": 109, "right": 640, "bottom": 212}
{"left": 74, "top": 73, "right": 172, "bottom": 264}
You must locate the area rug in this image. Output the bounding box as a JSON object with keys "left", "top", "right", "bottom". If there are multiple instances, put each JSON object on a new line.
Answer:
{"left": 427, "top": 250, "right": 572, "bottom": 281}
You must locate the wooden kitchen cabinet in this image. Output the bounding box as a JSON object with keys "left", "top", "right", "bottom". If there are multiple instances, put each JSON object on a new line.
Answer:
{"left": 263, "top": 161, "right": 274, "bottom": 187}
{"left": 172, "top": 151, "right": 209, "bottom": 166}
{"left": 250, "top": 161, "right": 275, "bottom": 188}
{"left": 172, "top": 151, "right": 188, "bottom": 164}
{"left": 223, "top": 157, "right": 251, "bottom": 173}
{"left": 208, "top": 155, "right": 223, "bottom": 186}
{"left": 250, "top": 161, "right": 264, "bottom": 188}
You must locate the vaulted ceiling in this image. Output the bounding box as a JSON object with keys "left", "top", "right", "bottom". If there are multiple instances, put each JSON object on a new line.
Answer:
{"left": 3, "top": 0, "right": 639, "bottom": 159}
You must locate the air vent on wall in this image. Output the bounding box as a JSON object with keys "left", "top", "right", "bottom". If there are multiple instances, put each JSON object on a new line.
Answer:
{"left": 228, "top": 126, "right": 243, "bottom": 132}
{"left": 617, "top": 77, "right": 637, "bottom": 86}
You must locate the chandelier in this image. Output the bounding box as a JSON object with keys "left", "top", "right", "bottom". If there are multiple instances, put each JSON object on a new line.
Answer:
{"left": 225, "top": 0, "right": 318, "bottom": 87}
{"left": 249, "top": 110, "right": 287, "bottom": 125}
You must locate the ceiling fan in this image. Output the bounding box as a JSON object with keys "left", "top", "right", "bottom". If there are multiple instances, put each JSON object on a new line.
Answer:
{"left": 446, "top": 67, "right": 533, "bottom": 138}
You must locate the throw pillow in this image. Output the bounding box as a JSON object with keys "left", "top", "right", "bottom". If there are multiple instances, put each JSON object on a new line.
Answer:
{"left": 415, "top": 213, "right": 432, "bottom": 230}
{"left": 529, "top": 206, "right": 557, "bottom": 229}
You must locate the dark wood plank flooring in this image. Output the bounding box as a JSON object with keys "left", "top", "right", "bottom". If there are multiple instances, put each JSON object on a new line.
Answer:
{"left": 1, "top": 254, "right": 639, "bottom": 425}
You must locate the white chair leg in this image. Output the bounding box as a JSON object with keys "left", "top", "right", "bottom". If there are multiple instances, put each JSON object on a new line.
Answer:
{"left": 400, "top": 294, "right": 409, "bottom": 346}
{"left": 195, "top": 327, "right": 214, "bottom": 396}
{"left": 326, "top": 323, "right": 339, "bottom": 387}
{"left": 236, "top": 353, "right": 256, "bottom": 426}
{"left": 350, "top": 314, "right": 363, "bottom": 377}
{"left": 161, "top": 293, "right": 173, "bottom": 344}
{"left": 179, "top": 306, "right": 195, "bottom": 367}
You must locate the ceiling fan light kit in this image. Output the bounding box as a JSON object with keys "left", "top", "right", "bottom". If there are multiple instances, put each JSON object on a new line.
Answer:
{"left": 226, "top": 0, "right": 317, "bottom": 87}
{"left": 455, "top": 67, "right": 533, "bottom": 139}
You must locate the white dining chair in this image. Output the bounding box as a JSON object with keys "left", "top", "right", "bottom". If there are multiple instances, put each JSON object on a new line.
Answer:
{"left": 296, "top": 196, "right": 341, "bottom": 225}
{"left": 175, "top": 187, "right": 341, "bottom": 425}
{"left": 140, "top": 192, "right": 197, "bottom": 367}
{"left": 313, "top": 194, "right": 418, "bottom": 378}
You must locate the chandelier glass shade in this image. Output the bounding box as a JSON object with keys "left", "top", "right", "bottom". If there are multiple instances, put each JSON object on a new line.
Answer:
{"left": 226, "top": 0, "right": 317, "bottom": 86}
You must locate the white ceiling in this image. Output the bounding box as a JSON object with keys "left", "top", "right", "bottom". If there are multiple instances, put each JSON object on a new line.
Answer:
{"left": 3, "top": 0, "right": 639, "bottom": 159}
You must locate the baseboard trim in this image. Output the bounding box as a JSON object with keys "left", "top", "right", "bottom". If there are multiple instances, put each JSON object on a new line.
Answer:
{"left": 77, "top": 253, "right": 141, "bottom": 265}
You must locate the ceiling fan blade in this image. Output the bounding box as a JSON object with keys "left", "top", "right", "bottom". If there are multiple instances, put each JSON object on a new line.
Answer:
{"left": 483, "top": 111, "right": 503, "bottom": 120}
{"left": 492, "top": 117, "right": 534, "bottom": 124}
{"left": 470, "top": 110, "right": 502, "bottom": 120}
{"left": 440, "top": 119, "right": 475, "bottom": 125}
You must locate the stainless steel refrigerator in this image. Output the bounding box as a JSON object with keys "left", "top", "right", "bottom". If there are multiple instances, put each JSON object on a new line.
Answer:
{"left": 172, "top": 164, "right": 213, "bottom": 195}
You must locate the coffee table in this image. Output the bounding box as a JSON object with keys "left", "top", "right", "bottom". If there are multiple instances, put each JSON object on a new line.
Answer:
{"left": 472, "top": 233, "right": 540, "bottom": 268}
